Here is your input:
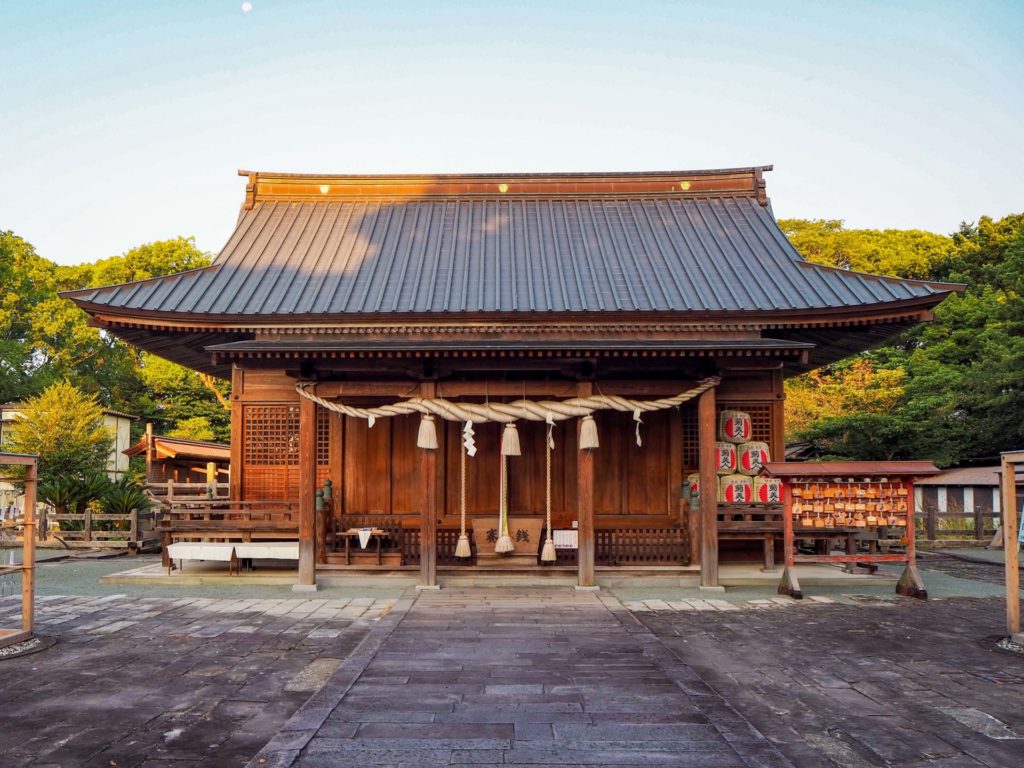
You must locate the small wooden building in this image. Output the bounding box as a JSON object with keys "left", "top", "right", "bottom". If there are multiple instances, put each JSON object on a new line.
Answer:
{"left": 63, "top": 167, "right": 960, "bottom": 589}
{"left": 124, "top": 429, "right": 231, "bottom": 485}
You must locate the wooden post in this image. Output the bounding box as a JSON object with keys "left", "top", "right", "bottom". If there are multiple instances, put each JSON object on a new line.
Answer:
{"left": 161, "top": 480, "right": 174, "bottom": 569}
{"left": 577, "top": 382, "right": 596, "bottom": 588}
{"left": 1002, "top": 452, "right": 1022, "bottom": 638}
{"left": 896, "top": 480, "right": 927, "bottom": 599}
{"left": 296, "top": 394, "right": 317, "bottom": 589}
{"left": 145, "top": 422, "right": 155, "bottom": 483}
{"left": 778, "top": 479, "right": 802, "bottom": 598}
{"left": 22, "top": 461, "right": 36, "bottom": 634}
{"left": 130, "top": 509, "right": 138, "bottom": 546}
{"left": 229, "top": 365, "right": 243, "bottom": 501}
{"left": 419, "top": 382, "right": 438, "bottom": 588}
{"left": 83, "top": 505, "right": 92, "bottom": 542}
{"left": 698, "top": 386, "right": 719, "bottom": 588}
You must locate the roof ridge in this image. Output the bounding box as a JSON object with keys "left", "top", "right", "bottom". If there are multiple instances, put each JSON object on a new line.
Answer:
{"left": 239, "top": 167, "right": 773, "bottom": 209}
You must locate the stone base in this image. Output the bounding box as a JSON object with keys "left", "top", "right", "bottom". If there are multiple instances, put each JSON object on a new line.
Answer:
{"left": 415, "top": 584, "right": 441, "bottom": 591}
{"left": 698, "top": 585, "right": 726, "bottom": 593}
{"left": 292, "top": 583, "right": 320, "bottom": 593}
{"left": 574, "top": 585, "right": 601, "bottom": 592}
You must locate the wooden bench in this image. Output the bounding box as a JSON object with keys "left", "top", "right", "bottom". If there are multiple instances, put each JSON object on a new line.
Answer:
{"left": 166, "top": 541, "right": 299, "bottom": 575}
{"left": 159, "top": 499, "right": 298, "bottom": 568}
{"left": 718, "top": 504, "right": 785, "bottom": 571}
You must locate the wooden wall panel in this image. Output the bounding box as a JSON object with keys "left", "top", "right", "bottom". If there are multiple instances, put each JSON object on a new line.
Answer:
{"left": 391, "top": 414, "right": 421, "bottom": 514}
{"left": 626, "top": 410, "right": 670, "bottom": 515}
{"left": 593, "top": 411, "right": 672, "bottom": 517}
{"left": 343, "top": 416, "right": 392, "bottom": 513}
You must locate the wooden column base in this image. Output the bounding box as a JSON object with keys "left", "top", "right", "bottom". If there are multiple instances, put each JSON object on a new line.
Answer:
{"left": 778, "top": 566, "right": 802, "bottom": 599}
{"left": 896, "top": 562, "right": 928, "bottom": 600}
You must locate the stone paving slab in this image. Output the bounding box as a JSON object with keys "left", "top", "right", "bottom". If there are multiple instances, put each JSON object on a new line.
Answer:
{"left": 249, "top": 589, "right": 788, "bottom": 767}
{"left": 637, "top": 596, "right": 1024, "bottom": 768}
{"left": 0, "top": 594, "right": 391, "bottom": 767}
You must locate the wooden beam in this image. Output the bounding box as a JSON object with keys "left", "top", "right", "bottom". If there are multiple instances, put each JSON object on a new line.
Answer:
{"left": 1003, "top": 453, "right": 1020, "bottom": 636}
{"left": 698, "top": 386, "right": 719, "bottom": 587}
{"left": 419, "top": 382, "right": 438, "bottom": 587}
{"left": 297, "top": 394, "right": 317, "bottom": 588}
{"left": 577, "top": 382, "right": 596, "bottom": 588}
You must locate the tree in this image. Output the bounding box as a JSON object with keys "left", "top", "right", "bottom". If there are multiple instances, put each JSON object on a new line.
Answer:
{"left": 786, "top": 213, "right": 1024, "bottom": 466}
{"left": 778, "top": 219, "right": 951, "bottom": 278}
{"left": 0, "top": 231, "right": 58, "bottom": 401}
{"left": 168, "top": 416, "right": 217, "bottom": 442}
{"left": 784, "top": 359, "right": 906, "bottom": 440}
{"left": 4, "top": 381, "right": 113, "bottom": 482}
{"left": 137, "top": 353, "right": 230, "bottom": 442}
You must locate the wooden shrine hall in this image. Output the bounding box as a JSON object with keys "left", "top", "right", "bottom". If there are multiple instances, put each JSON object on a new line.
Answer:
{"left": 63, "top": 167, "right": 959, "bottom": 590}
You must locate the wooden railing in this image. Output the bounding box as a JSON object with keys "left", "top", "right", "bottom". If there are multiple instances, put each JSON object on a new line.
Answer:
{"left": 595, "top": 527, "right": 689, "bottom": 566}
{"left": 159, "top": 499, "right": 298, "bottom": 540}
{"left": 401, "top": 527, "right": 476, "bottom": 566}
{"left": 50, "top": 509, "right": 159, "bottom": 549}
{"left": 148, "top": 481, "right": 230, "bottom": 507}
{"left": 717, "top": 503, "right": 785, "bottom": 532}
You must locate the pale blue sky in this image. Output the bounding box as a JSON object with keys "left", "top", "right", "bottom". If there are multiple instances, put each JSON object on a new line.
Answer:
{"left": 2, "top": 1, "right": 1022, "bottom": 266}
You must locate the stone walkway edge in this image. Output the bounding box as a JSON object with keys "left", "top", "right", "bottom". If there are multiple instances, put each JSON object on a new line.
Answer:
{"left": 245, "top": 594, "right": 417, "bottom": 768}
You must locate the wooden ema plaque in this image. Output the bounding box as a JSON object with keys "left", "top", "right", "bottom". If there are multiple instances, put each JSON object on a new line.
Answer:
{"left": 761, "top": 461, "right": 939, "bottom": 600}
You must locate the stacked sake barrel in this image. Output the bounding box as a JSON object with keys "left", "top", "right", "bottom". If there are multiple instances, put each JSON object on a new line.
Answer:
{"left": 685, "top": 410, "right": 779, "bottom": 504}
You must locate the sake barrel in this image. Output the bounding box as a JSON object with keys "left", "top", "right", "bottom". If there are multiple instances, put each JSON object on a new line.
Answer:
{"left": 754, "top": 476, "right": 782, "bottom": 504}
{"left": 719, "top": 474, "right": 754, "bottom": 504}
{"left": 718, "top": 409, "right": 752, "bottom": 444}
{"left": 737, "top": 441, "right": 770, "bottom": 476}
{"left": 715, "top": 442, "right": 737, "bottom": 475}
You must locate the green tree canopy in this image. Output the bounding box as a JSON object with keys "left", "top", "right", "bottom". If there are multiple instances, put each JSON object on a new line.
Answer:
{"left": 4, "top": 381, "right": 113, "bottom": 482}
{"left": 786, "top": 214, "right": 1024, "bottom": 466}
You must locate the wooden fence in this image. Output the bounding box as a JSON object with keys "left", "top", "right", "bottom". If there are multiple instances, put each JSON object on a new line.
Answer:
{"left": 50, "top": 508, "right": 160, "bottom": 550}
{"left": 917, "top": 503, "right": 998, "bottom": 542}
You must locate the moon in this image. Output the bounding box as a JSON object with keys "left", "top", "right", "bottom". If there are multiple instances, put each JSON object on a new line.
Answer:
{"left": 241, "top": 2, "right": 253, "bottom": 11}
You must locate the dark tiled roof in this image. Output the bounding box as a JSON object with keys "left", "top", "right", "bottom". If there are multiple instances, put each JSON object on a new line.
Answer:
{"left": 63, "top": 170, "right": 959, "bottom": 318}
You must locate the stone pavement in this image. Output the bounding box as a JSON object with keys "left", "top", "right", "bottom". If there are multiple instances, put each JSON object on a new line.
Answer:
{"left": 638, "top": 596, "right": 1024, "bottom": 768}
{"left": 3, "top": 575, "right": 1024, "bottom": 767}
{"left": 254, "top": 589, "right": 793, "bottom": 767}
{"left": 0, "top": 593, "right": 393, "bottom": 766}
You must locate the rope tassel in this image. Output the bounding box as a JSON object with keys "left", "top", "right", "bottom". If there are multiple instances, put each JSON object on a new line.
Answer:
{"left": 416, "top": 413, "right": 438, "bottom": 450}
{"left": 501, "top": 422, "right": 521, "bottom": 456}
{"left": 579, "top": 414, "right": 599, "bottom": 450}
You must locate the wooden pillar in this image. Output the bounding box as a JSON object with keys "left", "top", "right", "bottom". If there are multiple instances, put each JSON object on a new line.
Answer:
{"left": 419, "top": 382, "right": 438, "bottom": 588}
{"left": 145, "top": 422, "right": 155, "bottom": 483}
{"left": 296, "top": 393, "right": 317, "bottom": 589}
{"left": 698, "top": 386, "right": 719, "bottom": 587}
{"left": 229, "top": 365, "right": 243, "bottom": 501}
{"left": 22, "top": 461, "right": 36, "bottom": 634}
{"left": 577, "top": 382, "right": 596, "bottom": 588}
{"left": 1002, "top": 452, "right": 1021, "bottom": 638}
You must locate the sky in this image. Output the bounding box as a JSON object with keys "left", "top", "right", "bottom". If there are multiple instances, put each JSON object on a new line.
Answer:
{"left": 1, "top": 0, "right": 1022, "bottom": 266}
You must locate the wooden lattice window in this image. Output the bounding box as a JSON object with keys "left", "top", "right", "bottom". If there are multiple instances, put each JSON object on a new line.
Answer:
{"left": 243, "top": 404, "right": 330, "bottom": 500}
{"left": 682, "top": 402, "right": 773, "bottom": 469}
